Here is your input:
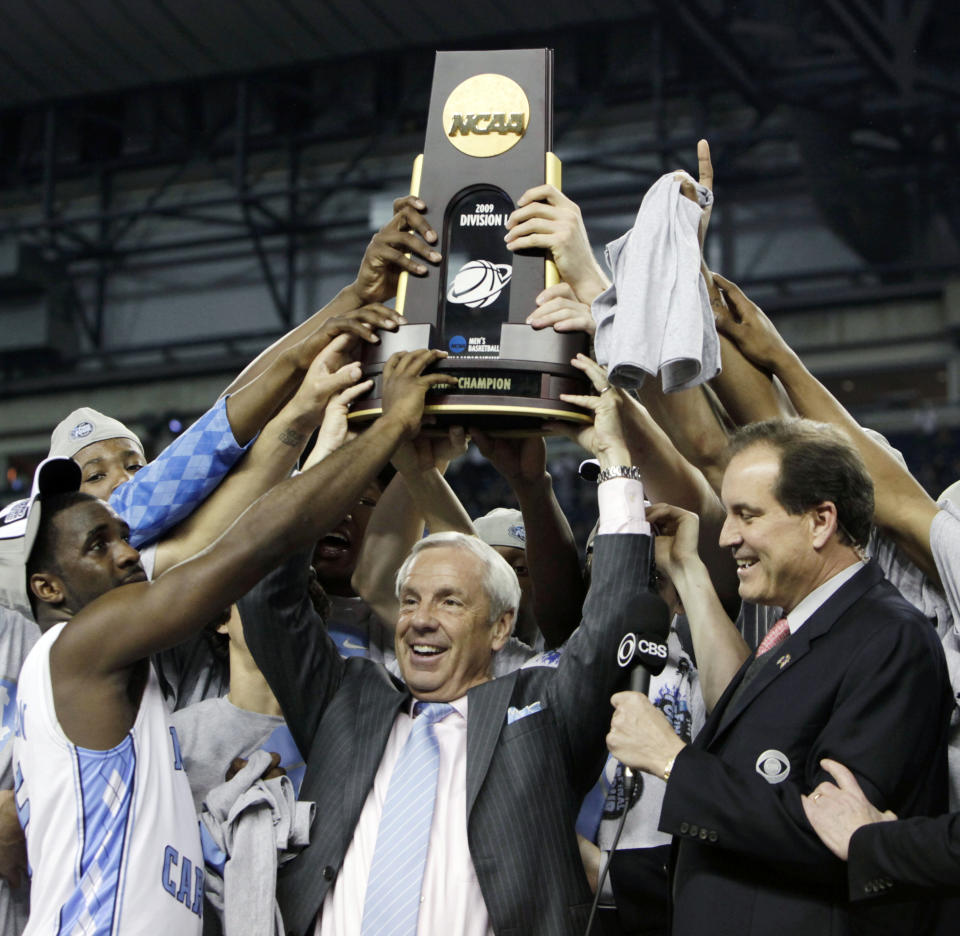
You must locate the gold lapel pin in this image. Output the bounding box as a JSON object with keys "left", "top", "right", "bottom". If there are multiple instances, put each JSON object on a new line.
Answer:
{"left": 776, "top": 653, "right": 791, "bottom": 670}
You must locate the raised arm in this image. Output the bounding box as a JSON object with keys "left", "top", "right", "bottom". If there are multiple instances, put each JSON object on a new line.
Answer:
{"left": 626, "top": 140, "right": 739, "bottom": 495}
{"left": 151, "top": 341, "right": 372, "bottom": 576}
{"left": 469, "top": 431, "right": 585, "bottom": 649}
{"left": 562, "top": 354, "right": 740, "bottom": 617}
{"left": 351, "top": 429, "right": 473, "bottom": 627}
{"left": 634, "top": 383, "right": 732, "bottom": 496}
{"left": 712, "top": 273, "right": 940, "bottom": 583}
{"left": 541, "top": 356, "right": 656, "bottom": 793}
{"left": 505, "top": 185, "right": 610, "bottom": 305}
{"left": 222, "top": 304, "right": 401, "bottom": 443}
{"left": 644, "top": 503, "right": 750, "bottom": 710}
{"left": 710, "top": 331, "right": 795, "bottom": 428}
{"left": 222, "top": 196, "right": 441, "bottom": 396}
{"left": 52, "top": 350, "right": 457, "bottom": 688}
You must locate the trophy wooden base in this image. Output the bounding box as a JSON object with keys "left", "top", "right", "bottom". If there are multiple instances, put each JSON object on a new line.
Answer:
{"left": 347, "top": 324, "right": 592, "bottom": 435}
{"left": 348, "top": 395, "right": 591, "bottom": 435}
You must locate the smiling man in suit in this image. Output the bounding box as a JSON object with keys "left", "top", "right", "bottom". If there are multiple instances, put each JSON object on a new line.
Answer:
{"left": 606, "top": 418, "right": 952, "bottom": 936}
{"left": 239, "top": 364, "right": 662, "bottom": 936}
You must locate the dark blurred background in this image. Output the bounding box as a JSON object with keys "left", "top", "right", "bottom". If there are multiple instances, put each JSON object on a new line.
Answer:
{"left": 0, "top": 0, "right": 957, "bottom": 552}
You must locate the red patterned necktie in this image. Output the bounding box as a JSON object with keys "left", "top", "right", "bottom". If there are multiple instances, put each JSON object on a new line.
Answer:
{"left": 756, "top": 617, "right": 790, "bottom": 655}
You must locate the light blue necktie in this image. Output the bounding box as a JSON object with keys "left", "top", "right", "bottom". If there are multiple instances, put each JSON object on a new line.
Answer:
{"left": 361, "top": 701, "right": 454, "bottom": 936}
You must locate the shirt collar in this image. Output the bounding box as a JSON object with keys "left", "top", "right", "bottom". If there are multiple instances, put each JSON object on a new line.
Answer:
{"left": 407, "top": 695, "right": 469, "bottom": 719}
{"left": 786, "top": 560, "right": 866, "bottom": 634}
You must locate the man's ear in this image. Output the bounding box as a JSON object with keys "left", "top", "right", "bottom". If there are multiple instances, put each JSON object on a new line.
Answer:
{"left": 490, "top": 610, "right": 514, "bottom": 652}
{"left": 809, "top": 501, "right": 839, "bottom": 550}
{"left": 29, "top": 572, "right": 65, "bottom": 607}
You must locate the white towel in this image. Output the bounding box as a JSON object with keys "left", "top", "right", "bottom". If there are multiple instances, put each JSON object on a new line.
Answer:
{"left": 592, "top": 171, "right": 720, "bottom": 393}
{"left": 201, "top": 748, "right": 315, "bottom": 936}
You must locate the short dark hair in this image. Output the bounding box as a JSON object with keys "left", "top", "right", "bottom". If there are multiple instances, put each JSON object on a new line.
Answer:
{"left": 726, "top": 419, "right": 874, "bottom": 549}
{"left": 26, "top": 491, "right": 100, "bottom": 583}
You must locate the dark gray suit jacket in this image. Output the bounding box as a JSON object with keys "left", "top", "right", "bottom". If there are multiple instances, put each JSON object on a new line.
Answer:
{"left": 657, "top": 562, "right": 952, "bottom": 936}
{"left": 240, "top": 532, "right": 651, "bottom": 936}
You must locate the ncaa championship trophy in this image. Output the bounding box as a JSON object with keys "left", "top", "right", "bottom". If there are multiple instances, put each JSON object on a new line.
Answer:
{"left": 348, "top": 49, "right": 592, "bottom": 432}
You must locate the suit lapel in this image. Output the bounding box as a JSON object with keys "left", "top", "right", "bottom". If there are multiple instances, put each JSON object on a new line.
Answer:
{"left": 704, "top": 562, "right": 881, "bottom": 749}
{"left": 342, "top": 668, "right": 408, "bottom": 848}
{"left": 696, "top": 656, "right": 752, "bottom": 749}
{"left": 465, "top": 671, "right": 519, "bottom": 818}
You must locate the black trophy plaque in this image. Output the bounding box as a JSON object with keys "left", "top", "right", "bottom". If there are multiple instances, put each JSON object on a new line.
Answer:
{"left": 348, "top": 49, "right": 592, "bottom": 433}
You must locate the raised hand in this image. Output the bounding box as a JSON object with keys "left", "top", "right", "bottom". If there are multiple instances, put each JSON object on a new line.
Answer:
{"left": 677, "top": 139, "right": 714, "bottom": 250}
{"left": 710, "top": 272, "right": 793, "bottom": 373}
{"left": 525, "top": 281, "right": 596, "bottom": 336}
{"left": 284, "top": 305, "right": 403, "bottom": 379}
{"left": 306, "top": 373, "right": 375, "bottom": 465}
{"left": 470, "top": 430, "right": 547, "bottom": 490}
{"left": 548, "top": 354, "right": 630, "bottom": 467}
{"left": 644, "top": 502, "right": 702, "bottom": 581}
{"left": 380, "top": 349, "right": 458, "bottom": 440}
{"left": 392, "top": 426, "right": 468, "bottom": 476}
{"left": 504, "top": 185, "right": 610, "bottom": 304}
{"left": 352, "top": 195, "right": 443, "bottom": 305}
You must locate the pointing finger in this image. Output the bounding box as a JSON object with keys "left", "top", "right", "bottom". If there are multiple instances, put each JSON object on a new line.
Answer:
{"left": 698, "top": 139, "right": 713, "bottom": 191}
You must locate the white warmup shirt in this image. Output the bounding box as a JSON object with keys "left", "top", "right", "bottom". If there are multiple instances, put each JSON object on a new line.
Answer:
{"left": 15, "top": 623, "right": 203, "bottom": 936}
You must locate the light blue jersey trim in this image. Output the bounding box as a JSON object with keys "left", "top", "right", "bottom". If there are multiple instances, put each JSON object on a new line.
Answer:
{"left": 57, "top": 736, "right": 136, "bottom": 936}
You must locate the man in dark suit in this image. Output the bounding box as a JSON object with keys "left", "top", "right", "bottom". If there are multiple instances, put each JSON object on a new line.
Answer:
{"left": 240, "top": 366, "right": 659, "bottom": 936}
{"left": 803, "top": 756, "right": 960, "bottom": 900}
{"left": 606, "top": 418, "right": 952, "bottom": 935}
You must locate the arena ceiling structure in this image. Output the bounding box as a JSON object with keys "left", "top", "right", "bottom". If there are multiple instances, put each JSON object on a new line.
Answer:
{"left": 0, "top": 0, "right": 958, "bottom": 461}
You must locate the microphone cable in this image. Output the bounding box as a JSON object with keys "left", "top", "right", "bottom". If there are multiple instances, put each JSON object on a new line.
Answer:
{"left": 583, "top": 766, "right": 637, "bottom": 936}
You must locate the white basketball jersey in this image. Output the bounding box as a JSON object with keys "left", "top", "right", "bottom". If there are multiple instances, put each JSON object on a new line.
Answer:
{"left": 14, "top": 623, "right": 204, "bottom": 935}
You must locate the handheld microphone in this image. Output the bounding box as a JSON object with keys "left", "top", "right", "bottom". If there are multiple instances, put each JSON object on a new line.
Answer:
{"left": 584, "top": 543, "right": 670, "bottom": 936}
{"left": 585, "top": 591, "right": 672, "bottom": 936}
{"left": 616, "top": 591, "right": 672, "bottom": 790}
{"left": 616, "top": 591, "right": 672, "bottom": 690}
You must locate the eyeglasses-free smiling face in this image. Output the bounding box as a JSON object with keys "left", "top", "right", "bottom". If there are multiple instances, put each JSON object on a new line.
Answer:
{"left": 395, "top": 545, "right": 512, "bottom": 702}
{"left": 719, "top": 445, "right": 824, "bottom": 615}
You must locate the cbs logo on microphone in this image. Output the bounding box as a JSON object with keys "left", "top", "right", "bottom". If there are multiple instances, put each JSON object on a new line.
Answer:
{"left": 617, "top": 633, "right": 669, "bottom": 668}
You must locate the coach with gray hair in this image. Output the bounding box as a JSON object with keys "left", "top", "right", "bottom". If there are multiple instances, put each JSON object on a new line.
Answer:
{"left": 239, "top": 367, "right": 660, "bottom": 936}
{"left": 606, "top": 417, "right": 952, "bottom": 936}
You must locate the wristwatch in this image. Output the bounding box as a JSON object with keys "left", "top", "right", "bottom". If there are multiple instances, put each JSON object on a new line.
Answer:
{"left": 596, "top": 465, "right": 643, "bottom": 485}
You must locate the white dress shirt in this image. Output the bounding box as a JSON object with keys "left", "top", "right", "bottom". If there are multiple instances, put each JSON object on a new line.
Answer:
{"left": 315, "top": 695, "right": 493, "bottom": 936}
{"left": 785, "top": 561, "right": 866, "bottom": 635}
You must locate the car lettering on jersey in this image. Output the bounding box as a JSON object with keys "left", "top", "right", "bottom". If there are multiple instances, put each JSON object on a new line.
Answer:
{"left": 162, "top": 845, "right": 204, "bottom": 916}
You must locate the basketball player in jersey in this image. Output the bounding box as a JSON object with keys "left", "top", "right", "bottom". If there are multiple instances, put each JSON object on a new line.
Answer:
{"left": 1, "top": 350, "right": 453, "bottom": 935}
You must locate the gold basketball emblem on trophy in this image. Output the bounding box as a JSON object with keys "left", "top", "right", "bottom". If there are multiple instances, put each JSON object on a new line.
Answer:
{"left": 443, "top": 73, "right": 529, "bottom": 157}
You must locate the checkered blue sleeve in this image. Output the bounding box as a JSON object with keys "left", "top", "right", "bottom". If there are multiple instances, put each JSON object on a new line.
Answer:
{"left": 109, "top": 396, "right": 252, "bottom": 548}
